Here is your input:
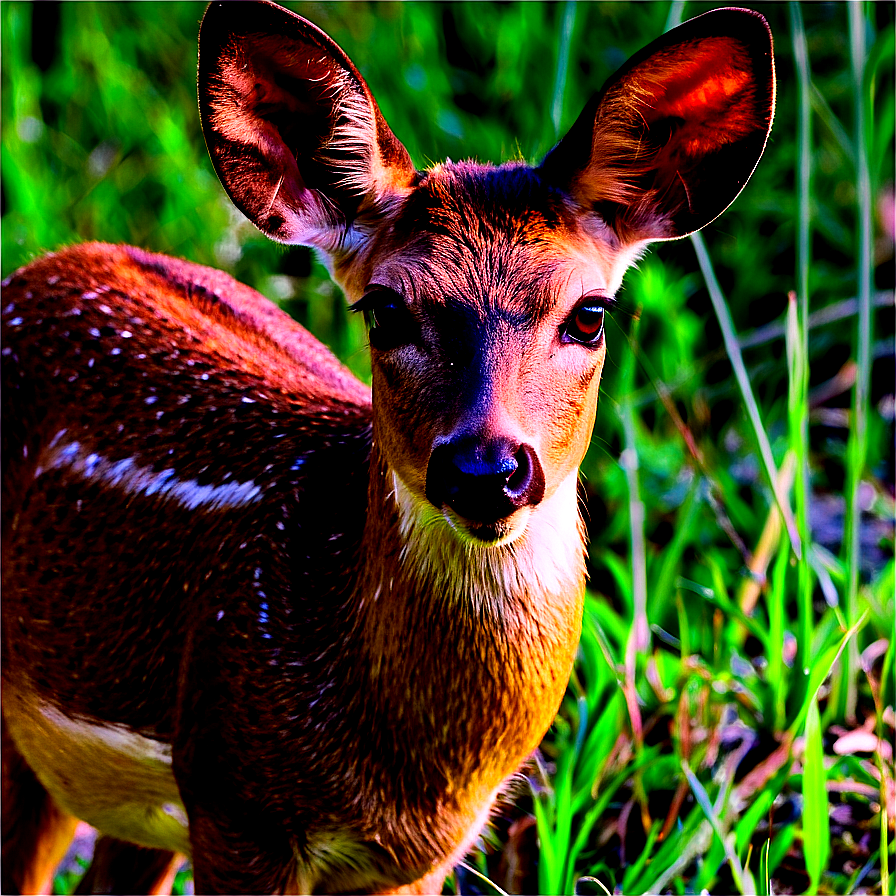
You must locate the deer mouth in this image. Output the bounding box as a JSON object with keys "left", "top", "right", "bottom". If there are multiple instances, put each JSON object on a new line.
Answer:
{"left": 437, "top": 503, "right": 534, "bottom": 547}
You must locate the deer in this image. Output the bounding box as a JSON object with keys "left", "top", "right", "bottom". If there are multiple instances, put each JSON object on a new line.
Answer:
{"left": 1, "top": 2, "right": 774, "bottom": 893}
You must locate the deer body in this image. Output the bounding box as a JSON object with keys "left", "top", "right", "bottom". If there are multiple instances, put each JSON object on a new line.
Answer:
{"left": 2, "top": 226, "right": 585, "bottom": 892}
{"left": 2, "top": 4, "right": 774, "bottom": 893}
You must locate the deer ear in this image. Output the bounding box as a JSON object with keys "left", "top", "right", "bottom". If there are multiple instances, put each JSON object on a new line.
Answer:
{"left": 539, "top": 8, "right": 775, "bottom": 243}
{"left": 198, "top": 1, "right": 416, "bottom": 250}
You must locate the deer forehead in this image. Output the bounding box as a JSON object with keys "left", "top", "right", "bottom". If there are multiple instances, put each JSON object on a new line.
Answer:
{"left": 339, "top": 161, "right": 638, "bottom": 312}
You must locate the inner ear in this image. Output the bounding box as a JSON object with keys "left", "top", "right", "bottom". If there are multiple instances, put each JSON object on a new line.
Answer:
{"left": 539, "top": 9, "right": 775, "bottom": 243}
{"left": 593, "top": 34, "right": 771, "bottom": 238}
{"left": 629, "top": 37, "right": 766, "bottom": 152}
{"left": 240, "top": 39, "right": 355, "bottom": 201}
{"left": 199, "top": 1, "right": 416, "bottom": 249}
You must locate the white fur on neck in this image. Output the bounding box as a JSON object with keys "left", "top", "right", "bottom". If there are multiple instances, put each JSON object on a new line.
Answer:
{"left": 390, "top": 471, "right": 586, "bottom": 617}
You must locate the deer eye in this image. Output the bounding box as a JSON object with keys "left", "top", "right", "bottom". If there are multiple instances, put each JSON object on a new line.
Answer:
{"left": 561, "top": 303, "right": 605, "bottom": 347}
{"left": 351, "top": 287, "right": 417, "bottom": 350}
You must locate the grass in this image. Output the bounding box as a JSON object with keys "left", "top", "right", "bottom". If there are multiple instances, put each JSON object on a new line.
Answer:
{"left": 1, "top": 1, "right": 893, "bottom": 894}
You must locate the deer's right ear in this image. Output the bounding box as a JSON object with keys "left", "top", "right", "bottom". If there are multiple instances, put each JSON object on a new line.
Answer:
{"left": 198, "top": 1, "right": 416, "bottom": 250}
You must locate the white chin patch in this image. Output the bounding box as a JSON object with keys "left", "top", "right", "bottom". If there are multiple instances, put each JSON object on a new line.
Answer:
{"left": 389, "top": 472, "right": 533, "bottom": 548}
{"left": 389, "top": 469, "right": 586, "bottom": 605}
{"left": 438, "top": 504, "right": 532, "bottom": 547}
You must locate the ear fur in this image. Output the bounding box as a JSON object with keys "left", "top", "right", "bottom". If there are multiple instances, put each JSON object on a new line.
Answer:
{"left": 539, "top": 8, "right": 775, "bottom": 244}
{"left": 198, "top": 1, "right": 416, "bottom": 249}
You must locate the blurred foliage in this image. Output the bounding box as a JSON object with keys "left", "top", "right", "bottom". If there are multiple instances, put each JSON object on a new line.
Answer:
{"left": 3, "top": 2, "right": 894, "bottom": 894}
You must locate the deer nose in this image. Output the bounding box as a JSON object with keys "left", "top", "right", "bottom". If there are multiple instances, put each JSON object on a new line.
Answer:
{"left": 425, "top": 436, "right": 545, "bottom": 523}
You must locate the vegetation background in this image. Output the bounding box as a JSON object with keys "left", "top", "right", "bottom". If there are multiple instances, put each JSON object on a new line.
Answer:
{"left": 2, "top": 1, "right": 893, "bottom": 893}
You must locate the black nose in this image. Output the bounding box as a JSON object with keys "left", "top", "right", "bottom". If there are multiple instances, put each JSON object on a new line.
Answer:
{"left": 425, "top": 435, "right": 545, "bottom": 523}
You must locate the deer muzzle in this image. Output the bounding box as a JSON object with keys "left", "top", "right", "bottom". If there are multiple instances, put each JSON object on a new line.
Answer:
{"left": 425, "top": 434, "right": 546, "bottom": 535}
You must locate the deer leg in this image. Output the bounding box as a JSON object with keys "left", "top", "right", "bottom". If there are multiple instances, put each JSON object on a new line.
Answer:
{"left": 74, "top": 836, "right": 181, "bottom": 896}
{"left": 2, "top": 720, "right": 79, "bottom": 895}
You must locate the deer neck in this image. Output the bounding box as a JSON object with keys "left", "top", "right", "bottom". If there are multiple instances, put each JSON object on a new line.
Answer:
{"left": 352, "top": 442, "right": 586, "bottom": 757}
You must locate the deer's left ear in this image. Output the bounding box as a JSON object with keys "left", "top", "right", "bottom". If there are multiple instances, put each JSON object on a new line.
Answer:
{"left": 538, "top": 8, "right": 775, "bottom": 243}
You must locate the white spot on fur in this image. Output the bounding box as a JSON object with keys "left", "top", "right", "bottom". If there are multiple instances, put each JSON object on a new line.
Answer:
{"left": 38, "top": 440, "right": 263, "bottom": 511}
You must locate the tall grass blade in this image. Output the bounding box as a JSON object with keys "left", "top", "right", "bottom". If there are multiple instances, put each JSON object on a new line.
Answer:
{"left": 769, "top": 823, "right": 799, "bottom": 881}
{"left": 664, "top": 1, "right": 686, "bottom": 32}
{"left": 787, "top": 610, "right": 868, "bottom": 738}
{"left": 574, "top": 876, "right": 611, "bottom": 896}
{"left": 568, "top": 748, "right": 656, "bottom": 884}
{"left": 768, "top": 535, "right": 791, "bottom": 730}
{"left": 840, "top": 0, "right": 875, "bottom": 726}
{"left": 533, "top": 786, "right": 559, "bottom": 896}
{"left": 650, "top": 477, "right": 700, "bottom": 617}
{"left": 456, "top": 862, "right": 508, "bottom": 896}
{"left": 881, "top": 801, "right": 890, "bottom": 896}
{"left": 550, "top": 2, "right": 576, "bottom": 140}
{"left": 619, "top": 820, "right": 661, "bottom": 893}
{"left": 810, "top": 83, "right": 855, "bottom": 167}
{"left": 759, "top": 839, "right": 772, "bottom": 896}
{"left": 681, "top": 760, "right": 747, "bottom": 894}
{"left": 620, "top": 358, "right": 649, "bottom": 668}
{"left": 691, "top": 232, "right": 802, "bottom": 560}
{"left": 788, "top": 2, "right": 816, "bottom": 707}
{"left": 802, "top": 697, "right": 830, "bottom": 893}
{"left": 789, "top": 5, "right": 812, "bottom": 328}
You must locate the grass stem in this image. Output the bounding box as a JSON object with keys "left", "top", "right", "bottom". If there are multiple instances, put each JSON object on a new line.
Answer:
{"left": 691, "top": 232, "right": 802, "bottom": 560}
{"left": 550, "top": 1, "right": 576, "bottom": 140}
{"left": 788, "top": 2, "right": 815, "bottom": 708}
{"left": 841, "top": 0, "right": 874, "bottom": 723}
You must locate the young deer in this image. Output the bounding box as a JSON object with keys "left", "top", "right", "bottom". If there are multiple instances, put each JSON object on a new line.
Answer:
{"left": 1, "top": 3, "right": 774, "bottom": 893}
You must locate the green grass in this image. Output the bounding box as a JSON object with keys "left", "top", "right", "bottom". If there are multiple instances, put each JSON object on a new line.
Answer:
{"left": 2, "top": 1, "right": 893, "bottom": 894}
